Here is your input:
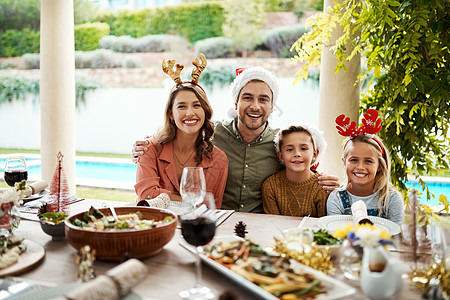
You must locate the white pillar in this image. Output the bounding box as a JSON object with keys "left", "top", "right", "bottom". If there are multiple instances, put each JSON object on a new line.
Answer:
{"left": 318, "top": 0, "right": 360, "bottom": 181}
{"left": 40, "top": 0, "right": 76, "bottom": 194}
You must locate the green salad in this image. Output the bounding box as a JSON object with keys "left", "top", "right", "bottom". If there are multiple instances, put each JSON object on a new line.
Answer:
{"left": 312, "top": 229, "right": 342, "bottom": 245}
{"left": 39, "top": 212, "right": 68, "bottom": 224}
{"left": 70, "top": 206, "right": 174, "bottom": 231}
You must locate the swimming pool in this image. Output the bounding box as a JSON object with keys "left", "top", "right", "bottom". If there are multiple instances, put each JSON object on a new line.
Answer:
{"left": 405, "top": 180, "right": 450, "bottom": 206}
{"left": 1, "top": 157, "right": 449, "bottom": 205}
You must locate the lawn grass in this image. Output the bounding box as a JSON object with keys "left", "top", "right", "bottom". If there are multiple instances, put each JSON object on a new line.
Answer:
{"left": 1, "top": 181, "right": 135, "bottom": 202}
{"left": 76, "top": 186, "right": 135, "bottom": 202}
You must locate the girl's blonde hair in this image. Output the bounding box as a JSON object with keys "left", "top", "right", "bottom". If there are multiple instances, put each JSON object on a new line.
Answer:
{"left": 342, "top": 135, "right": 395, "bottom": 216}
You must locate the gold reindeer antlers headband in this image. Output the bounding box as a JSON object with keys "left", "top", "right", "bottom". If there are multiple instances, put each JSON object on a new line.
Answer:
{"left": 162, "top": 53, "right": 207, "bottom": 86}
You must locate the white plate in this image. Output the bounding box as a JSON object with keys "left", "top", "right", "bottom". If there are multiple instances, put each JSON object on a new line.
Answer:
{"left": 180, "top": 236, "right": 355, "bottom": 300}
{"left": 317, "top": 215, "right": 401, "bottom": 235}
{"left": 22, "top": 189, "right": 49, "bottom": 203}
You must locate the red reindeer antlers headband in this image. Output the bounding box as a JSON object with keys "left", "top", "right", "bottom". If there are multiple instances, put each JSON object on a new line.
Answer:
{"left": 336, "top": 109, "right": 386, "bottom": 157}
{"left": 336, "top": 109, "right": 382, "bottom": 138}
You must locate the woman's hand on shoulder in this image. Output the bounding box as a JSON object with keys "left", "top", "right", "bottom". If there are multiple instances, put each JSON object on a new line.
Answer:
{"left": 318, "top": 173, "right": 340, "bottom": 194}
{"left": 132, "top": 137, "right": 152, "bottom": 163}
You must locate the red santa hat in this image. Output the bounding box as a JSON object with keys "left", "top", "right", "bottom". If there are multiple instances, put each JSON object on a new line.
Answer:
{"left": 230, "top": 67, "right": 279, "bottom": 104}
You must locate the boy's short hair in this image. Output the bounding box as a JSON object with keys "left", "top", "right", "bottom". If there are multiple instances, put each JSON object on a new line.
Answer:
{"left": 275, "top": 123, "right": 327, "bottom": 165}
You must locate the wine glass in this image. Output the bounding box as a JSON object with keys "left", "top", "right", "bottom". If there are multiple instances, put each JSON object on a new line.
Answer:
{"left": 180, "top": 167, "right": 206, "bottom": 208}
{"left": 179, "top": 193, "right": 217, "bottom": 300}
{"left": 4, "top": 156, "right": 28, "bottom": 187}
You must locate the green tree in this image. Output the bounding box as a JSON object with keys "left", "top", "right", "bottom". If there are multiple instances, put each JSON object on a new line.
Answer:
{"left": 0, "top": 0, "right": 97, "bottom": 31}
{"left": 74, "top": 0, "right": 98, "bottom": 24}
{"left": 0, "top": 0, "right": 40, "bottom": 31}
{"left": 292, "top": 0, "right": 449, "bottom": 212}
{"left": 222, "top": 0, "right": 266, "bottom": 57}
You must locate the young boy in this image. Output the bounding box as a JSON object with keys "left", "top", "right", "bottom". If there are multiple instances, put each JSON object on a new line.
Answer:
{"left": 262, "top": 124, "right": 328, "bottom": 217}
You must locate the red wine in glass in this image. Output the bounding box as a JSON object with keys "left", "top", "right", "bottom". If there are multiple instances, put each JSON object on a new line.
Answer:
{"left": 4, "top": 170, "right": 28, "bottom": 187}
{"left": 4, "top": 156, "right": 28, "bottom": 187}
{"left": 179, "top": 190, "right": 217, "bottom": 300}
{"left": 181, "top": 216, "right": 216, "bottom": 247}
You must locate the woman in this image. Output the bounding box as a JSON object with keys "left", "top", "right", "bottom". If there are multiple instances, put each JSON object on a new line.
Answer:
{"left": 135, "top": 54, "right": 228, "bottom": 208}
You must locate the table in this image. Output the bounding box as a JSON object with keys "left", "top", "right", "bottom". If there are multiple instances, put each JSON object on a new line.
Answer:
{"left": 13, "top": 199, "right": 429, "bottom": 300}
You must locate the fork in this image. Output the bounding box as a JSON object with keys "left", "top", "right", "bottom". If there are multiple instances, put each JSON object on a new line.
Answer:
{"left": 297, "top": 214, "right": 311, "bottom": 230}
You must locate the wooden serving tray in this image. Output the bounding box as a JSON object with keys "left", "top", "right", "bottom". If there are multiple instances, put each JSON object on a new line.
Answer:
{"left": 0, "top": 240, "right": 45, "bottom": 277}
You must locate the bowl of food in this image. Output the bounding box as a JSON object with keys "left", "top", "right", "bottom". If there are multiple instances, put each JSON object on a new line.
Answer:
{"left": 39, "top": 212, "right": 68, "bottom": 240}
{"left": 65, "top": 206, "right": 177, "bottom": 262}
{"left": 311, "top": 229, "right": 343, "bottom": 258}
{"left": 281, "top": 228, "right": 342, "bottom": 258}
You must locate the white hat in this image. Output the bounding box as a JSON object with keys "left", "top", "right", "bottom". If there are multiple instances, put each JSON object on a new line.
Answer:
{"left": 230, "top": 67, "right": 279, "bottom": 104}
{"left": 274, "top": 123, "right": 327, "bottom": 169}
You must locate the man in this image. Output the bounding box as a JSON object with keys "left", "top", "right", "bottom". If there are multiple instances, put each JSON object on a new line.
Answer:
{"left": 133, "top": 67, "right": 339, "bottom": 213}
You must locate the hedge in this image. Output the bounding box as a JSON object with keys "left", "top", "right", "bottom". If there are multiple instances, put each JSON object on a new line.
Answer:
{"left": 96, "top": 1, "right": 225, "bottom": 43}
{"left": 194, "top": 37, "right": 236, "bottom": 59}
{"left": 0, "top": 22, "right": 110, "bottom": 57}
{"left": 260, "top": 25, "right": 309, "bottom": 58}
{"left": 0, "top": 28, "right": 40, "bottom": 57}
{"left": 99, "top": 34, "right": 188, "bottom": 53}
{"left": 23, "top": 50, "right": 125, "bottom": 70}
{"left": 74, "top": 22, "right": 110, "bottom": 51}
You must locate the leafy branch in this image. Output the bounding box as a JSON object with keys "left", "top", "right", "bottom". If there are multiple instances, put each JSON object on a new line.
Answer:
{"left": 291, "top": 0, "right": 450, "bottom": 216}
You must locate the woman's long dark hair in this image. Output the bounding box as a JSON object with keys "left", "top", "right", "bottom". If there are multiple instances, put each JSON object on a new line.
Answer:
{"left": 154, "top": 82, "right": 214, "bottom": 164}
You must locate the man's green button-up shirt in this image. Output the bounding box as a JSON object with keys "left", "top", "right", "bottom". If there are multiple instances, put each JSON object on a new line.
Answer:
{"left": 214, "top": 119, "right": 281, "bottom": 213}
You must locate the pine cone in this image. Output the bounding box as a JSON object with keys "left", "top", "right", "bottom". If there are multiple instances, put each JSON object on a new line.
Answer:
{"left": 219, "top": 291, "right": 240, "bottom": 300}
{"left": 234, "top": 221, "right": 247, "bottom": 238}
{"left": 37, "top": 203, "right": 48, "bottom": 217}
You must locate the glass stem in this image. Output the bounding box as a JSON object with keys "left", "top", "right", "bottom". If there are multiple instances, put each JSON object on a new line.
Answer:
{"left": 195, "top": 246, "right": 203, "bottom": 287}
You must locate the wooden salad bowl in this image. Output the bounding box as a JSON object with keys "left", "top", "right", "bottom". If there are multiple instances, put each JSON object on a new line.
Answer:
{"left": 65, "top": 207, "right": 177, "bottom": 262}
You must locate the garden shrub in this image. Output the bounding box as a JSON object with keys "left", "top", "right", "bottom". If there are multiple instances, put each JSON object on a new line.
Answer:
{"left": 99, "top": 34, "right": 188, "bottom": 53}
{"left": 75, "top": 50, "right": 122, "bottom": 69}
{"left": 122, "top": 56, "right": 141, "bottom": 68}
{"left": 0, "top": 75, "right": 39, "bottom": 104}
{"left": 74, "top": 75, "right": 103, "bottom": 107}
{"left": 0, "top": 28, "right": 40, "bottom": 58}
{"left": 99, "top": 35, "right": 135, "bottom": 53}
{"left": 114, "top": 35, "right": 136, "bottom": 53}
{"left": 23, "top": 53, "right": 40, "bottom": 69}
{"left": 25, "top": 50, "right": 124, "bottom": 70}
{"left": 75, "top": 51, "right": 90, "bottom": 69}
{"left": 0, "top": 60, "right": 18, "bottom": 69}
{"left": 0, "top": 75, "right": 101, "bottom": 107}
{"left": 194, "top": 37, "right": 236, "bottom": 59}
{"left": 261, "top": 25, "right": 308, "bottom": 58}
{"left": 96, "top": 2, "right": 225, "bottom": 43}
{"left": 134, "top": 35, "right": 188, "bottom": 52}
{"left": 199, "top": 65, "right": 237, "bottom": 90}
{"left": 97, "top": 35, "right": 115, "bottom": 51}
{"left": 74, "top": 22, "right": 110, "bottom": 51}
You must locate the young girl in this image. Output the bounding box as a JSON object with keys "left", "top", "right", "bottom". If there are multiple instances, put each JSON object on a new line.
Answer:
{"left": 326, "top": 109, "right": 404, "bottom": 225}
{"left": 262, "top": 124, "right": 328, "bottom": 217}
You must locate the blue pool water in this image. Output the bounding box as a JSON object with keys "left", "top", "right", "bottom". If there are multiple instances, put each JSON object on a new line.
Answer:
{"left": 1, "top": 158, "right": 137, "bottom": 183}
{"left": 405, "top": 180, "right": 450, "bottom": 205}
